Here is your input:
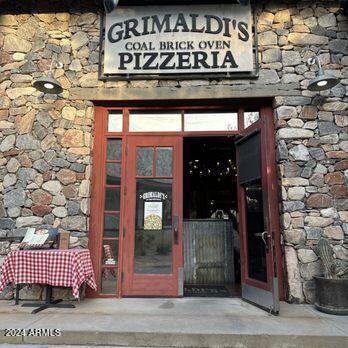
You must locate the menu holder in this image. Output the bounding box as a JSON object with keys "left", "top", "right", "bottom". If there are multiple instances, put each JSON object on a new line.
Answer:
{"left": 19, "top": 226, "right": 58, "bottom": 250}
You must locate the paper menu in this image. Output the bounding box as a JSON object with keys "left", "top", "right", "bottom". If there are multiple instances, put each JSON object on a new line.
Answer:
{"left": 21, "top": 227, "right": 49, "bottom": 245}
{"left": 144, "top": 201, "right": 163, "bottom": 230}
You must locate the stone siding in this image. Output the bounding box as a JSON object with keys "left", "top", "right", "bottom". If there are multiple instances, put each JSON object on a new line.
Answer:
{"left": 0, "top": 0, "right": 347, "bottom": 302}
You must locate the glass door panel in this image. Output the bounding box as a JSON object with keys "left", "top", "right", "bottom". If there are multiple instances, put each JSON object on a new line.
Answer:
{"left": 244, "top": 179, "right": 267, "bottom": 283}
{"left": 135, "top": 178, "right": 173, "bottom": 274}
{"left": 137, "top": 148, "right": 154, "bottom": 176}
{"left": 156, "top": 148, "right": 173, "bottom": 176}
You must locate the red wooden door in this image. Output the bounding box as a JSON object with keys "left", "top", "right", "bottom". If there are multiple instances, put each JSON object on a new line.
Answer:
{"left": 236, "top": 107, "right": 282, "bottom": 314}
{"left": 122, "top": 136, "right": 183, "bottom": 296}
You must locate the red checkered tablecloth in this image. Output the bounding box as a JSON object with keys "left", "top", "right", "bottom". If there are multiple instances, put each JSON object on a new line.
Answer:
{"left": 0, "top": 249, "right": 97, "bottom": 298}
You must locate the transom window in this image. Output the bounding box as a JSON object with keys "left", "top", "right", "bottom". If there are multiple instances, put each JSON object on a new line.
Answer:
{"left": 106, "top": 109, "right": 261, "bottom": 133}
{"left": 130, "top": 112, "right": 181, "bottom": 132}
{"left": 184, "top": 112, "right": 238, "bottom": 131}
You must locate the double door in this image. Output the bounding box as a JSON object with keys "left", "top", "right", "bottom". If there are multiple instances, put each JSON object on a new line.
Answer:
{"left": 121, "top": 111, "right": 281, "bottom": 313}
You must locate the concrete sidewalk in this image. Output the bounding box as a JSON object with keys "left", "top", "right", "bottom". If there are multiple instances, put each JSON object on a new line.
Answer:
{"left": 0, "top": 298, "right": 347, "bottom": 348}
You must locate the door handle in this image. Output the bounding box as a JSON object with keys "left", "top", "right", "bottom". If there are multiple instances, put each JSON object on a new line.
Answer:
{"left": 262, "top": 231, "right": 269, "bottom": 253}
{"left": 173, "top": 215, "right": 179, "bottom": 245}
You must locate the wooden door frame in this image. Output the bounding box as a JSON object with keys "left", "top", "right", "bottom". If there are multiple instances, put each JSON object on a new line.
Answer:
{"left": 236, "top": 106, "right": 284, "bottom": 298}
{"left": 87, "top": 107, "right": 127, "bottom": 298}
{"left": 263, "top": 106, "right": 284, "bottom": 298}
{"left": 87, "top": 102, "right": 284, "bottom": 300}
{"left": 121, "top": 135, "right": 183, "bottom": 297}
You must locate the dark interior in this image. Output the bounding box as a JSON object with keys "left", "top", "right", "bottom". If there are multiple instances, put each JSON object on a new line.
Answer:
{"left": 184, "top": 137, "right": 238, "bottom": 220}
{"left": 183, "top": 137, "right": 241, "bottom": 297}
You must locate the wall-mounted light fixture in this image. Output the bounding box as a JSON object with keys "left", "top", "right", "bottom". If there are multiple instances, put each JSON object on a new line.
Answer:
{"left": 33, "top": 60, "right": 63, "bottom": 94}
{"left": 103, "top": 0, "right": 119, "bottom": 13}
{"left": 307, "top": 56, "right": 340, "bottom": 92}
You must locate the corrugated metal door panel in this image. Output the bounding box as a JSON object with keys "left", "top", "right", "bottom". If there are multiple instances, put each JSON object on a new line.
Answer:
{"left": 184, "top": 220, "right": 234, "bottom": 285}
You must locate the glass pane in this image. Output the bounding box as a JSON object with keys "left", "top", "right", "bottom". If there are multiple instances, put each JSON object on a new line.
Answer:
{"left": 244, "top": 111, "right": 260, "bottom": 129}
{"left": 102, "top": 240, "right": 119, "bottom": 266}
{"left": 107, "top": 139, "right": 122, "bottom": 161}
{"left": 108, "top": 112, "right": 122, "bottom": 132}
{"left": 137, "top": 147, "right": 154, "bottom": 176}
{"left": 103, "top": 214, "right": 120, "bottom": 238}
{"left": 238, "top": 132, "right": 261, "bottom": 184}
{"left": 129, "top": 113, "right": 182, "bottom": 132}
{"left": 156, "top": 147, "right": 173, "bottom": 177}
{"left": 105, "top": 187, "right": 120, "bottom": 211}
{"left": 134, "top": 178, "right": 173, "bottom": 274}
{"left": 106, "top": 163, "right": 121, "bottom": 185}
{"left": 101, "top": 269, "right": 118, "bottom": 294}
{"left": 185, "top": 112, "right": 238, "bottom": 131}
{"left": 245, "top": 179, "right": 267, "bottom": 283}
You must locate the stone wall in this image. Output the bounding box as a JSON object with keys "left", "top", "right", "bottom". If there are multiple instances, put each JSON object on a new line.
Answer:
{"left": 0, "top": 0, "right": 347, "bottom": 302}
{"left": 255, "top": 0, "right": 348, "bottom": 303}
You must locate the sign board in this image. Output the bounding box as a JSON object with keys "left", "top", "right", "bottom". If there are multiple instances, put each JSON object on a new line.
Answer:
{"left": 144, "top": 201, "right": 163, "bottom": 230}
{"left": 104, "top": 4, "right": 253, "bottom": 75}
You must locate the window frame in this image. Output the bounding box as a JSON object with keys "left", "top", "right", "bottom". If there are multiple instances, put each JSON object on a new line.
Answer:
{"left": 88, "top": 102, "right": 278, "bottom": 298}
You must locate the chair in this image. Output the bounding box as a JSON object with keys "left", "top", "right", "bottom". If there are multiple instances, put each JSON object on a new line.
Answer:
{"left": 102, "top": 244, "right": 117, "bottom": 279}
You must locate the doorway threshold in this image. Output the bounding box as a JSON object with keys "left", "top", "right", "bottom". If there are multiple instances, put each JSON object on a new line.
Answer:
{"left": 184, "top": 285, "right": 232, "bottom": 297}
{"left": 184, "top": 284, "right": 241, "bottom": 298}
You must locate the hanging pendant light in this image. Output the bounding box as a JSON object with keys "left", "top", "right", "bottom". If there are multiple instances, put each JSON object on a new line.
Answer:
{"left": 236, "top": 0, "right": 250, "bottom": 5}
{"left": 307, "top": 56, "right": 340, "bottom": 92}
{"left": 33, "top": 60, "right": 63, "bottom": 95}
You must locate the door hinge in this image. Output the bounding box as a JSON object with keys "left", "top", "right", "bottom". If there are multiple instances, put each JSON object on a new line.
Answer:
{"left": 126, "top": 144, "right": 128, "bottom": 156}
{"left": 123, "top": 227, "right": 126, "bottom": 238}
{"left": 121, "top": 271, "right": 124, "bottom": 283}
{"left": 124, "top": 186, "right": 127, "bottom": 195}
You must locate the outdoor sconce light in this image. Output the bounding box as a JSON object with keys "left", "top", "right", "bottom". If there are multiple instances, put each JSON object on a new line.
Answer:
{"left": 307, "top": 56, "right": 340, "bottom": 92}
{"left": 103, "top": 0, "right": 119, "bottom": 13}
{"left": 33, "top": 60, "right": 63, "bottom": 94}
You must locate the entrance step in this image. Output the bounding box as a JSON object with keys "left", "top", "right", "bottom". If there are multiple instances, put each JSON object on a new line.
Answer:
{"left": 0, "top": 298, "right": 347, "bottom": 348}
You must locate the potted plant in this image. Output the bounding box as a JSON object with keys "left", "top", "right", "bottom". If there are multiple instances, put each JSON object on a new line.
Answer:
{"left": 314, "top": 238, "right": 348, "bottom": 315}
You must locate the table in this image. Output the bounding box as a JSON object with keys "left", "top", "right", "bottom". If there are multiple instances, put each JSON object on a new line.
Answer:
{"left": 0, "top": 249, "right": 97, "bottom": 313}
